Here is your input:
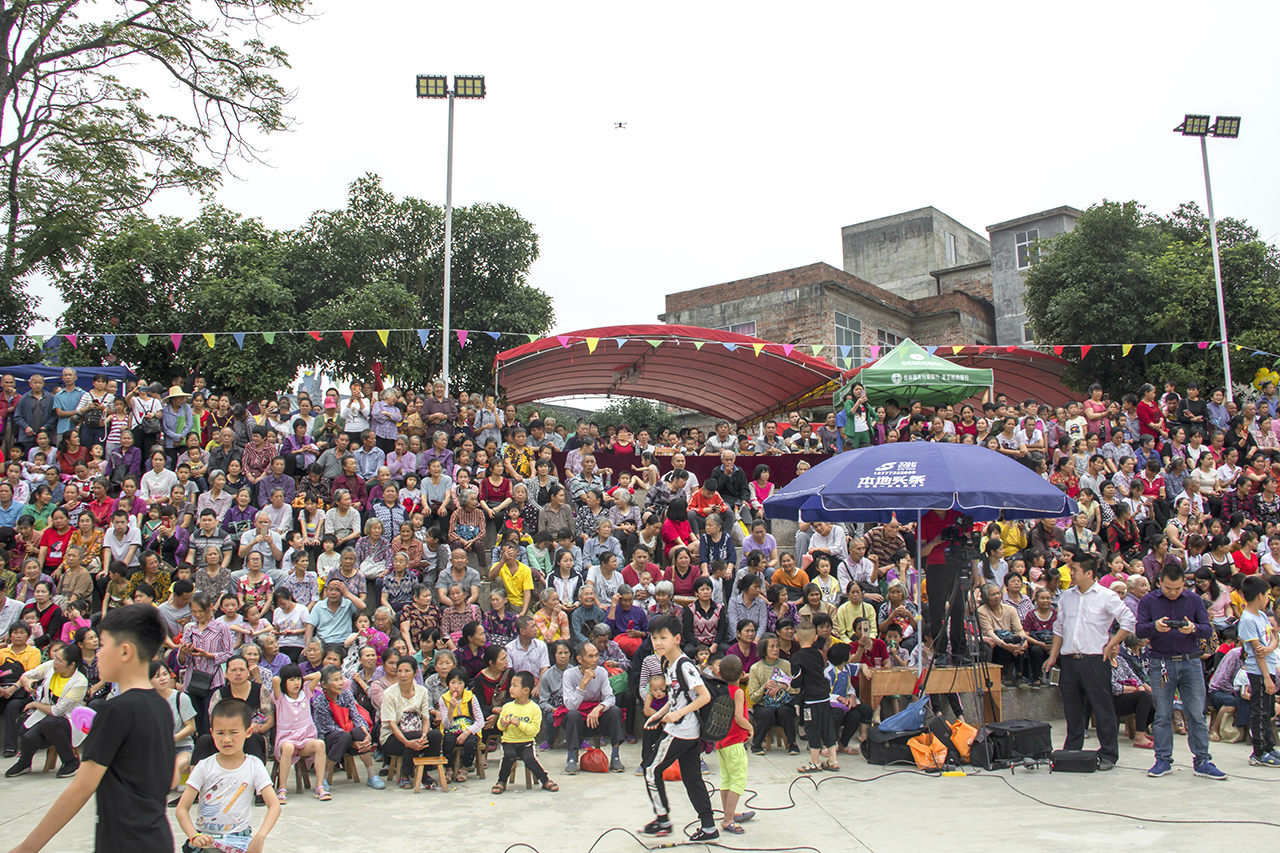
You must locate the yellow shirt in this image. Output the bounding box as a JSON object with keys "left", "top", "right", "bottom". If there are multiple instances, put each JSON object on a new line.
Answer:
{"left": 0, "top": 645, "right": 40, "bottom": 673}
{"left": 49, "top": 672, "right": 69, "bottom": 700}
{"left": 497, "top": 562, "right": 534, "bottom": 610}
{"left": 498, "top": 699, "right": 542, "bottom": 743}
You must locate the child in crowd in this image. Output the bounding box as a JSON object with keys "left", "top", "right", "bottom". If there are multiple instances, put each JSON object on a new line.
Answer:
{"left": 177, "top": 698, "right": 281, "bottom": 852}
{"left": 712, "top": 654, "right": 753, "bottom": 836}
{"left": 493, "top": 671, "right": 558, "bottom": 793}
{"left": 14, "top": 605, "right": 174, "bottom": 853}
{"left": 1237, "top": 575, "right": 1280, "bottom": 766}
{"left": 316, "top": 534, "right": 341, "bottom": 576}
{"left": 638, "top": 672, "right": 668, "bottom": 775}
{"left": 271, "top": 664, "right": 327, "bottom": 803}
{"left": 58, "top": 598, "right": 92, "bottom": 644}
{"left": 790, "top": 623, "right": 837, "bottom": 774}
{"left": 826, "top": 643, "right": 873, "bottom": 754}
{"left": 438, "top": 667, "right": 483, "bottom": 782}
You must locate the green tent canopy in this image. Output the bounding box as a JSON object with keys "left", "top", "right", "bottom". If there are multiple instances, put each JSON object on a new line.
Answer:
{"left": 835, "top": 339, "right": 994, "bottom": 408}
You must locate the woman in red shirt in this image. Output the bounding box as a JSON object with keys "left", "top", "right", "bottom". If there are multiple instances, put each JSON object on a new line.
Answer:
{"left": 1232, "top": 530, "right": 1261, "bottom": 575}
{"left": 1136, "top": 384, "right": 1167, "bottom": 441}
{"left": 36, "top": 507, "right": 75, "bottom": 575}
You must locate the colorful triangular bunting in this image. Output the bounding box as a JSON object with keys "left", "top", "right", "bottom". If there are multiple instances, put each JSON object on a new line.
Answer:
{"left": 693, "top": 341, "right": 705, "bottom": 351}
{"left": 31, "top": 335, "right": 42, "bottom": 349}
{"left": 556, "top": 335, "right": 570, "bottom": 348}
{"left": 308, "top": 331, "right": 321, "bottom": 341}
{"left": 585, "top": 337, "right": 599, "bottom": 353}
{"left": 1144, "top": 343, "right": 1156, "bottom": 355}
{"left": 1080, "top": 345, "right": 1092, "bottom": 358}
{"left": 64, "top": 334, "right": 77, "bottom": 348}
{"left": 233, "top": 333, "right": 246, "bottom": 350}
{"left": 1052, "top": 345, "right": 1064, "bottom": 356}
{"left": 752, "top": 343, "right": 764, "bottom": 357}
{"left": 647, "top": 340, "right": 662, "bottom": 349}
{"left": 868, "top": 345, "right": 881, "bottom": 360}
{"left": 1122, "top": 344, "right": 1133, "bottom": 356}
{"left": 724, "top": 343, "right": 738, "bottom": 353}
{"left": 809, "top": 345, "right": 823, "bottom": 357}
{"left": 102, "top": 334, "right": 115, "bottom": 353}
{"left": 136, "top": 334, "right": 149, "bottom": 347}
{"left": 951, "top": 346, "right": 964, "bottom": 355}
{"left": 341, "top": 331, "right": 355, "bottom": 348}
{"left": 262, "top": 332, "right": 275, "bottom": 344}
{"left": 203, "top": 333, "right": 215, "bottom": 349}
{"left": 486, "top": 331, "right": 500, "bottom": 341}
{"left": 0, "top": 335, "right": 12, "bottom": 350}
{"left": 925, "top": 346, "right": 937, "bottom": 356}
{"left": 839, "top": 345, "right": 852, "bottom": 360}
{"left": 781, "top": 344, "right": 794, "bottom": 357}
{"left": 169, "top": 333, "right": 182, "bottom": 351}
{"left": 417, "top": 329, "right": 430, "bottom": 348}
{"left": 457, "top": 330, "right": 469, "bottom": 348}
{"left": 376, "top": 330, "right": 389, "bottom": 347}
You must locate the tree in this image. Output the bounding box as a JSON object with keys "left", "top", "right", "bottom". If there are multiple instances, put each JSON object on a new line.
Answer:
{"left": 593, "top": 397, "right": 682, "bottom": 436}
{"left": 56, "top": 205, "right": 308, "bottom": 397}
{"left": 1023, "top": 200, "right": 1280, "bottom": 396}
{"left": 0, "top": 0, "right": 306, "bottom": 331}
{"left": 284, "top": 174, "right": 553, "bottom": 392}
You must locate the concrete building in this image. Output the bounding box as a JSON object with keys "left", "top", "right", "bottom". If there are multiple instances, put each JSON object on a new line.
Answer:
{"left": 841, "top": 207, "right": 990, "bottom": 301}
{"left": 986, "top": 206, "right": 1081, "bottom": 344}
{"left": 659, "top": 262, "right": 994, "bottom": 363}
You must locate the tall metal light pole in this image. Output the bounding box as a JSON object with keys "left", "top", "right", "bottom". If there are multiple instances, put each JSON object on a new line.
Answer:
{"left": 1175, "top": 114, "right": 1241, "bottom": 401}
{"left": 417, "top": 74, "right": 486, "bottom": 395}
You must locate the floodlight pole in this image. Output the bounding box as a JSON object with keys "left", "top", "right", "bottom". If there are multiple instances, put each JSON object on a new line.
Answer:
{"left": 1200, "top": 136, "right": 1233, "bottom": 402}
{"left": 442, "top": 90, "right": 455, "bottom": 396}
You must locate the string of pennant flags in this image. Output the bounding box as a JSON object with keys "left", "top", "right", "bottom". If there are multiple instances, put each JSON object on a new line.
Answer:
{"left": 3, "top": 329, "right": 1278, "bottom": 369}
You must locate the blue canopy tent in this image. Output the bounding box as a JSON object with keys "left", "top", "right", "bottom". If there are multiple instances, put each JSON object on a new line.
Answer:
{"left": 765, "top": 443, "right": 1077, "bottom": 728}
{"left": 4, "top": 364, "right": 134, "bottom": 394}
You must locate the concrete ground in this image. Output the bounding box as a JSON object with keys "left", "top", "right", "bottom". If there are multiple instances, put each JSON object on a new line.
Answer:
{"left": 0, "top": 731, "right": 1274, "bottom": 853}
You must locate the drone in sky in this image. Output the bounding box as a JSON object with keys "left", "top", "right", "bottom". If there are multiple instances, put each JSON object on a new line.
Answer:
{"left": 614, "top": 122, "right": 627, "bottom": 129}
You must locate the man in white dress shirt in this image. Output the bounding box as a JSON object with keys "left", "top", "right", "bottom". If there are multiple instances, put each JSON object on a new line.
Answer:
{"left": 1043, "top": 553, "right": 1135, "bottom": 770}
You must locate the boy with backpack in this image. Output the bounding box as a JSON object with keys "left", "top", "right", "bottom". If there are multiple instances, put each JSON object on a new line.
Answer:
{"left": 641, "top": 614, "right": 720, "bottom": 841}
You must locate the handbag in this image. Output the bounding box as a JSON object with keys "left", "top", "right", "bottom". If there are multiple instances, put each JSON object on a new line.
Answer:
{"left": 187, "top": 668, "right": 214, "bottom": 695}
{"left": 907, "top": 732, "right": 949, "bottom": 771}
{"left": 579, "top": 746, "right": 610, "bottom": 773}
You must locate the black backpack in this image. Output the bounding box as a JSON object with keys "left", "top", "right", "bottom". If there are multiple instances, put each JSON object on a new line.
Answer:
{"left": 671, "top": 657, "right": 735, "bottom": 744}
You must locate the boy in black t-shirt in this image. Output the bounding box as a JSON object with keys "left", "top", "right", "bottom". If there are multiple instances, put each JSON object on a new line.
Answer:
{"left": 14, "top": 604, "right": 174, "bottom": 853}
{"left": 790, "top": 623, "right": 836, "bottom": 773}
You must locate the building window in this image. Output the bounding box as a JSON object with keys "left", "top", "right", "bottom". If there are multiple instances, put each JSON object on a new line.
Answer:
{"left": 877, "top": 329, "right": 904, "bottom": 349}
{"left": 718, "top": 321, "right": 756, "bottom": 337}
{"left": 1022, "top": 323, "right": 1033, "bottom": 344}
{"left": 945, "top": 232, "right": 958, "bottom": 264}
{"left": 835, "top": 312, "right": 861, "bottom": 361}
{"left": 1015, "top": 229, "right": 1040, "bottom": 269}
{"left": 784, "top": 287, "right": 800, "bottom": 303}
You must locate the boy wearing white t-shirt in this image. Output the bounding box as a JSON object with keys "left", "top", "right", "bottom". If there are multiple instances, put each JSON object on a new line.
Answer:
{"left": 177, "top": 697, "right": 280, "bottom": 852}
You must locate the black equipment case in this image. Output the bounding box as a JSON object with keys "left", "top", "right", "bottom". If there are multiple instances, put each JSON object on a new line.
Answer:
{"left": 970, "top": 719, "right": 1052, "bottom": 769}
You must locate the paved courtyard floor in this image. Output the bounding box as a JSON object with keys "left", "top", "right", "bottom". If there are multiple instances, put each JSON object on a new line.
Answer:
{"left": 0, "top": 736, "right": 1273, "bottom": 853}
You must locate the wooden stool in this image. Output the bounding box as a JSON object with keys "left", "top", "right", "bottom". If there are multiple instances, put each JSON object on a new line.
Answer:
{"left": 270, "top": 759, "right": 312, "bottom": 793}
{"left": 413, "top": 756, "right": 450, "bottom": 792}
{"left": 507, "top": 761, "right": 535, "bottom": 790}
{"left": 42, "top": 747, "right": 57, "bottom": 773}
{"left": 769, "top": 727, "right": 786, "bottom": 750}
{"left": 342, "top": 754, "right": 361, "bottom": 783}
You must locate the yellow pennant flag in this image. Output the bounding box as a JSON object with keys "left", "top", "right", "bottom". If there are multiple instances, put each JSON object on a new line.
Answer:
{"left": 752, "top": 343, "right": 765, "bottom": 357}
{"left": 809, "top": 345, "right": 823, "bottom": 357}
{"left": 1122, "top": 344, "right": 1133, "bottom": 356}
{"left": 376, "top": 330, "right": 389, "bottom": 346}
{"left": 1235, "top": 344, "right": 1243, "bottom": 352}
{"left": 585, "top": 337, "right": 599, "bottom": 353}
{"left": 646, "top": 339, "right": 662, "bottom": 348}
{"left": 693, "top": 342, "right": 705, "bottom": 351}
{"left": 951, "top": 346, "right": 963, "bottom": 355}
{"left": 202, "top": 333, "right": 216, "bottom": 349}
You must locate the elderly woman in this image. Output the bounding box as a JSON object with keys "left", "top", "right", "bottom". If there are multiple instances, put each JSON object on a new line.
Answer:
{"left": 379, "top": 550, "right": 416, "bottom": 616}
{"left": 448, "top": 487, "right": 487, "bottom": 567}
{"left": 370, "top": 389, "right": 403, "bottom": 455}
{"left": 748, "top": 632, "right": 799, "bottom": 755}
{"left": 483, "top": 587, "right": 519, "bottom": 648}
{"left": 325, "top": 488, "right": 362, "bottom": 551}
{"left": 439, "top": 583, "right": 482, "bottom": 647}
{"left": 724, "top": 619, "right": 760, "bottom": 677}
{"left": 796, "top": 582, "right": 837, "bottom": 628}
{"left": 327, "top": 547, "right": 368, "bottom": 612}
{"left": 354, "top": 517, "right": 392, "bottom": 582}
{"left": 511, "top": 482, "right": 540, "bottom": 538}
{"left": 728, "top": 574, "right": 768, "bottom": 636}
{"left": 420, "top": 457, "right": 454, "bottom": 519}
{"left": 400, "top": 583, "right": 442, "bottom": 658}
{"left": 683, "top": 576, "right": 726, "bottom": 654}
{"left": 523, "top": 458, "right": 560, "bottom": 508}
{"left": 647, "top": 579, "right": 684, "bottom": 622}
{"left": 976, "top": 582, "right": 1030, "bottom": 688}
{"left": 876, "top": 581, "right": 919, "bottom": 649}
{"left": 604, "top": 583, "right": 648, "bottom": 656}
{"left": 532, "top": 587, "right": 570, "bottom": 643}
{"left": 311, "top": 664, "right": 383, "bottom": 794}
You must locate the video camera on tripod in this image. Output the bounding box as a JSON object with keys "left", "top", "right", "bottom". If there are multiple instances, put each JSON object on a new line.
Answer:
{"left": 939, "top": 515, "right": 981, "bottom": 567}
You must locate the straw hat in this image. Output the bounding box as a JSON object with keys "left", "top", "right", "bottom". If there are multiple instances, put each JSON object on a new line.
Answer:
{"left": 163, "top": 385, "right": 190, "bottom": 401}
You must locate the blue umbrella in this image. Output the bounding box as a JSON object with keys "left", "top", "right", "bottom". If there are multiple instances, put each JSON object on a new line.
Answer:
{"left": 764, "top": 442, "right": 1076, "bottom": 523}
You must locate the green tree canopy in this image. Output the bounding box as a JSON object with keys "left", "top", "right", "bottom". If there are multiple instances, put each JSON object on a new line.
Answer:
{"left": 56, "top": 206, "right": 309, "bottom": 398}
{"left": 1023, "top": 200, "right": 1280, "bottom": 396}
{"left": 592, "top": 397, "right": 682, "bottom": 436}
{"left": 0, "top": 0, "right": 307, "bottom": 331}
{"left": 284, "top": 173, "right": 553, "bottom": 392}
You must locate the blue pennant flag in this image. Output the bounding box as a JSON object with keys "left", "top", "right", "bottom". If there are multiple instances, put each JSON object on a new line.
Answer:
{"left": 723, "top": 343, "right": 738, "bottom": 352}
{"left": 1144, "top": 343, "right": 1156, "bottom": 355}
{"left": 417, "top": 329, "right": 430, "bottom": 348}
{"left": 232, "top": 332, "right": 246, "bottom": 350}
{"left": 102, "top": 334, "right": 115, "bottom": 353}
{"left": 0, "top": 335, "right": 12, "bottom": 350}
{"left": 839, "top": 345, "right": 852, "bottom": 359}
{"left": 925, "top": 346, "right": 938, "bottom": 356}
{"left": 615, "top": 338, "right": 627, "bottom": 348}
{"left": 486, "top": 331, "right": 501, "bottom": 341}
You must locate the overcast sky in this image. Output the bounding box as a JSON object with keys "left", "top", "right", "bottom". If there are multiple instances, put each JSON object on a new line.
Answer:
{"left": 31, "top": 1, "right": 1280, "bottom": 341}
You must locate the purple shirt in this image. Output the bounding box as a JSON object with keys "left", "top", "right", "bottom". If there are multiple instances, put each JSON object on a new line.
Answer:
{"left": 1135, "top": 588, "right": 1211, "bottom": 657}
{"left": 607, "top": 604, "right": 648, "bottom": 637}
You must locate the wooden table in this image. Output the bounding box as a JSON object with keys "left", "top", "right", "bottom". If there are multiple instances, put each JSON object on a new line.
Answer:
{"left": 859, "top": 663, "right": 1003, "bottom": 721}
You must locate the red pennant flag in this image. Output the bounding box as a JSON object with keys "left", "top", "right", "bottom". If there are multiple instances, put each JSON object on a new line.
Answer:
{"left": 308, "top": 331, "right": 322, "bottom": 341}
{"left": 978, "top": 345, "right": 990, "bottom": 354}
{"left": 1052, "top": 345, "right": 1064, "bottom": 356}
{"left": 170, "top": 333, "right": 182, "bottom": 351}
{"left": 341, "top": 331, "right": 355, "bottom": 348}
{"left": 1004, "top": 346, "right": 1016, "bottom": 353}
{"left": 1080, "top": 345, "right": 1092, "bottom": 358}
{"left": 556, "top": 335, "right": 570, "bottom": 348}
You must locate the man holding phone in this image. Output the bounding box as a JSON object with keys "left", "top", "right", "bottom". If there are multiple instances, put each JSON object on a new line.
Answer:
{"left": 1136, "top": 563, "right": 1225, "bottom": 780}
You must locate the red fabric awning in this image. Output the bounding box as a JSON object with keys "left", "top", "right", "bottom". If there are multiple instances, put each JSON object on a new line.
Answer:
{"left": 493, "top": 325, "right": 843, "bottom": 422}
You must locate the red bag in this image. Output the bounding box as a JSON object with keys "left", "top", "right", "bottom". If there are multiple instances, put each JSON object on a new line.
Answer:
{"left": 579, "top": 747, "right": 610, "bottom": 773}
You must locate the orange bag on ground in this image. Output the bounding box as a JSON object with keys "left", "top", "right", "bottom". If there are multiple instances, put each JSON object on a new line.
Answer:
{"left": 579, "top": 747, "right": 610, "bottom": 773}
{"left": 907, "top": 733, "right": 948, "bottom": 771}
{"left": 663, "top": 762, "right": 682, "bottom": 781}
{"left": 950, "top": 720, "right": 978, "bottom": 763}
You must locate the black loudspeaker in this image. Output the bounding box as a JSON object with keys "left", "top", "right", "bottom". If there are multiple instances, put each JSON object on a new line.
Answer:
{"left": 971, "top": 719, "right": 1053, "bottom": 769}
{"left": 1051, "top": 749, "right": 1098, "bottom": 773}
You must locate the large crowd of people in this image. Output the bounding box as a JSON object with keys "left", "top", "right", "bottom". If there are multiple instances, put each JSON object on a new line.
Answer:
{"left": 0, "top": 366, "right": 1278, "bottom": 845}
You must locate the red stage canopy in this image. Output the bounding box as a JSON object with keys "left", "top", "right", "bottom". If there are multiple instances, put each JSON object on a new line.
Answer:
{"left": 493, "top": 325, "right": 843, "bottom": 422}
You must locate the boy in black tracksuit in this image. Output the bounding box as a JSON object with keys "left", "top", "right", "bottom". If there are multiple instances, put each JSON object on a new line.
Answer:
{"left": 641, "top": 614, "right": 718, "bottom": 842}
{"left": 790, "top": 623, "right": 836, "bottom": 772}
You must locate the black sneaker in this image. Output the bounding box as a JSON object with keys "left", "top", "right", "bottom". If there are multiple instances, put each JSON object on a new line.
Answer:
{"left": 641, "top": 818, "right": 673, "bottom": 837}
{"left": 689, "top": 828, "right": 720, "bottom": 842}
{"left": 4, "top": 761, "right": 30, "bottom": 778}
{"left": 56, "top": 760, "right": 79, "bottom": 779}
{"left": 1, "top": 749, "right": 15, "bottom": 758}
{"left": 787, "top": 744, "right": 800, "bottom": 755}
